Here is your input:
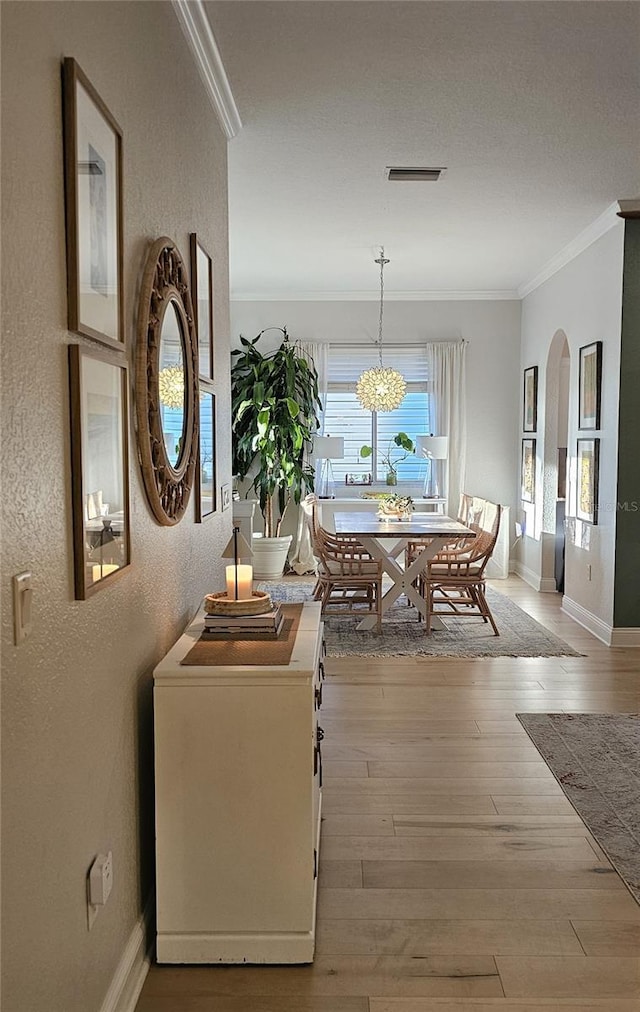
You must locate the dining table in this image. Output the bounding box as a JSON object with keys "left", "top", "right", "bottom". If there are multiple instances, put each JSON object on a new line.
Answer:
{"left": 333, "top": 511, "right": 475, "bottom": 631}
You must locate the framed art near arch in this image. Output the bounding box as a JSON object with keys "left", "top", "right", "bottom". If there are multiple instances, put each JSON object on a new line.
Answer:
{"left": 579, "top": 341, "right": 602, "bottom": 430}
{"left": 523, "top": 366, "right": 538, "bottom": 432}
{"left": 577, "top": 438, "right": 600, "bottom": 525}
{"left": 521, "top": 438, "right": 536, "bottom": 503}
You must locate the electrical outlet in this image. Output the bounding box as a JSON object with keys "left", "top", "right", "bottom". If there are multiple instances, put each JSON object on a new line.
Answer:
{"left": 87, "top": 851, "right": 113, "bottom": 929}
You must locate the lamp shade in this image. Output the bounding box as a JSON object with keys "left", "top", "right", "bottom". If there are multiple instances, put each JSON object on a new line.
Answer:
{"left": 222, "top": 528, "right": 254, "bottom": 560}
{"left": 313, "top": 435, "right": 344, "bottom": 459}
{"left": 416, "top": 435, "right": 448, "bottom": 460}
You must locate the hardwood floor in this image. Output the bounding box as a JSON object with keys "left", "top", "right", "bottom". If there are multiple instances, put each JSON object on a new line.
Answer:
{"left": 136, "top": 577, "right": 640, "bottom": 1011}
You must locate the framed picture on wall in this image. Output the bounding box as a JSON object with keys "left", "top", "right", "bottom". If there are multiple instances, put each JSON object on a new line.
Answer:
{"left": 578, "top": 341, "right": 602, "bottom": 430}
{"left": 62, "top": 58, "right": 124, "bottom": 349}
{"left": 523, "top": 366, "right": 538, "bottom": 432}
{"left": 190, "top": 234, "right": 214, "bottom": 380}
{"left": 68, "top": 344, "right": 130, "bottom": 599}
{"left": 521, "top": 438, "right": 536, "bottom": 503}
{"left": 195, "top": 388, "right": 216, "bottom": 521}
{"left": 576, "top": 438, "right": 600, "bottom": 525}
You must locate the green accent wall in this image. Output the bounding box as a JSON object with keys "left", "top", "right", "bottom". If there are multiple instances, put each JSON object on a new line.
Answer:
{"left": 613, "top": 219, "right": 640, "bottom": 627}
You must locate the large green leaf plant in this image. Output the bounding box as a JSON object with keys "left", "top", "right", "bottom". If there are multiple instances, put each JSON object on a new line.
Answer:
{"left": 231, "top": 328, "right": 321, "bottom": 538}
{"left": 360, "top": 432, "right": 415, "bottom": 482}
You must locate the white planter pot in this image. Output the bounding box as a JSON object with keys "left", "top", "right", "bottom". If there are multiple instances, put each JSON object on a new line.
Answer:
{"left": 251, "top": 534, "right": 293, "bottom": 580}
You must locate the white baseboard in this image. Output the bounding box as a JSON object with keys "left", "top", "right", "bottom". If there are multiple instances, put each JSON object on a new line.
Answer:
{"left": 561, "top": 596, "right": 613, "bottom": 645}
{"left": 609, "top": 627, "right": 640, "bottom": 648}
{"left": 100, "top": 898, "right": 153, "bottom": 1012}
{"left": 514, "top": 561, "right": 559, "bottom": 593}
{"left": 514, "top": 561, "right": 541, "bottom": 591}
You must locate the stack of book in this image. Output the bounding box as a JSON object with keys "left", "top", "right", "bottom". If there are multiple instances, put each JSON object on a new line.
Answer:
{"left": 203, "top": 604, "right": 284, "bottom": 638}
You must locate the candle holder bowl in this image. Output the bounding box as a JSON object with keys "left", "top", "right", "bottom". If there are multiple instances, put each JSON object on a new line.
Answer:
{"left": 204, "top": 590, "right": 273, "bottom": 616}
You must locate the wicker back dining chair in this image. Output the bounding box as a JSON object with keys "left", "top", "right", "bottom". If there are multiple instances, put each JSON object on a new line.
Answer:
{"left": 404, "top": 495, "right": 476, "bottom": 589}
{"left": 300, "top": 495, "right": 383, "bottom": 632}
{"left": 422, "top": 500, "right": 502, "bottom": 635}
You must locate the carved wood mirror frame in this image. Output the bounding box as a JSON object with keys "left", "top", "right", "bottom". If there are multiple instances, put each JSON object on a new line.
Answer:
{"left": 135, "top": 236, "right": 199, "bottom": 525}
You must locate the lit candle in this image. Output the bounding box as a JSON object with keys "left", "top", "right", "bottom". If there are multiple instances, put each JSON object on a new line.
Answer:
{"left": 226, "top": 564, "right": 253, "bottom": 600}
{"left": 92, "top": 563, "right": 119, "bottom": 583}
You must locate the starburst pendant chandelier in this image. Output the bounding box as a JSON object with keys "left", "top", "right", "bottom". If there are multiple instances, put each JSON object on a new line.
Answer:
{"left": 356, "top": 248, "right": 406, "bottom": 412}
{"left": 158, "top": 364, "right": 185, "bottom": 409}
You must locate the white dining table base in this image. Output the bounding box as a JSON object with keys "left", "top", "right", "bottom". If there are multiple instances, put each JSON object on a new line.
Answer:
{"left": 354, "top": 534, "right": 451, "bottom": 631}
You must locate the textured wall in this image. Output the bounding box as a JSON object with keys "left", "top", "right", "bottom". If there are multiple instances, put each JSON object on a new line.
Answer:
{"left": 519, "top": 225, "right": 624, "bottom": 622}
{"left": 230, "top": 299, "right": 522, "bottom": 533}
{"left": 1, "top": 3, "right": 231, "bottom": 1009}
{"left": 614, "top": 220, "right": 640, "bottom": 627}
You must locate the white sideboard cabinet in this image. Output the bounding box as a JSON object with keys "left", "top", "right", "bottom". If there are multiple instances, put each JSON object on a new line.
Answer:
{"left": 153, "top": 601, "right": 324, "bottom": 964}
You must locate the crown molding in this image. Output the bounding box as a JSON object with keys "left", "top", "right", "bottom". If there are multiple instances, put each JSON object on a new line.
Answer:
{"left": 231, "top": 289, "right": 520, "bottom": 303}
{"left": 617, "top": 199, "right": 640, "bottom": 220}
{"left": 518, "top": 202, "right": 621, "bottom": 299}
{"left": 172, "top": 0, "right": 242, "bottom": 140}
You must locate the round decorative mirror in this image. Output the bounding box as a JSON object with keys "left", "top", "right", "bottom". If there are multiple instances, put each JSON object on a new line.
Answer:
{"left": 136, "top": 237, "right": 199, "bottom": 525}
{"left": 158, "top": 299, "right": 187, "bottom": 469}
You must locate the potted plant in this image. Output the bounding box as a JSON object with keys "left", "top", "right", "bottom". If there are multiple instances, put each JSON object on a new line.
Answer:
{"left": 359, "top": 432, "right": 415, "bottom": 486}
{"left": 231, "top": 327, "right": 321, "bottom": 578}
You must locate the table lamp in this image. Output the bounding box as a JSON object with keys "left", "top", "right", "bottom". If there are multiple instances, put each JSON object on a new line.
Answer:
{"left": 313, "top": 435, "right": 345, "bottom": 498}
{"left": 416, "top": 435, "right": 448, "bottom": 498}
{"left": 222, "top": 526, "right": 254, "bottom": 600}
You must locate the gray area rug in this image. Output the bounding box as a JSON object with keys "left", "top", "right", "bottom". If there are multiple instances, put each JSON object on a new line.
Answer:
{"left": 517, "top": 713, "right": 640, "bottom": 906}
{"left": 257, "top": 579, "right": 582, "bottom": 658}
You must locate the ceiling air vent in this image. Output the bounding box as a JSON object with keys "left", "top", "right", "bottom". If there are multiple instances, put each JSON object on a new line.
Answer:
{"left": 386, "top": 166, "right": 446, "bottom": 182}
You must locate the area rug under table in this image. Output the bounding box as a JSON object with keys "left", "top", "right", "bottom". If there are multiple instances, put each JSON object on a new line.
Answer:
{"left": 258, "top": 579, "right": 582, "bottom": 658}
{"left": 517, "top": 712, "right": 640, "bottom": 906}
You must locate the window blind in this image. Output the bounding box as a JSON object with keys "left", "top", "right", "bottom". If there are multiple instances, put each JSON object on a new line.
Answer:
{"left": 324, "top": 346, "right": 431, "bottom": 482}
{"left": 327, "top": 345, "right": 429, "bottom": 386}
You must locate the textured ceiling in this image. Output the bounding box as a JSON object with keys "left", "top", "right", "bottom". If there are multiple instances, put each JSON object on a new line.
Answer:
{"left": 206, "top": 1, "right": 640, "bottom": 298}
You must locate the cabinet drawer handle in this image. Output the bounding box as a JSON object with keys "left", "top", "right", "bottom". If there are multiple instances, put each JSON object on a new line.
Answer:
{"left": 315, "top": 684, "right": 323, "bottom": 709}
{"left": 314, "top": 740, "right": 323, "bottom": 785}
{"left": 318, "top": 660, "right": 325, "bottom": 681}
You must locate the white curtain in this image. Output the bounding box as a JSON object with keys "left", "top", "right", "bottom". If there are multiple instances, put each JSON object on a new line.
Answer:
{"left": 290, "top": 342, "right": 328, "bottom": 574}
{"left": 426, "top": 341, "right": 467, "bottom": 517}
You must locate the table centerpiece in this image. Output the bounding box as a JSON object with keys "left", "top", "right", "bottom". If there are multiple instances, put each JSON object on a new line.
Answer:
{"left": 375, "top": 493, "right": 414, "bottom": 520}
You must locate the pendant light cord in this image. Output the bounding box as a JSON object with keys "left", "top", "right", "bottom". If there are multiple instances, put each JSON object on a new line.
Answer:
{"left": 375, "top": 248, "right": 390, "bottom": 367}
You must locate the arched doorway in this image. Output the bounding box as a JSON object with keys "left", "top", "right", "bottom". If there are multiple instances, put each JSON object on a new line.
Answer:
{"left": 540, "top": 329, "right": 570, "bottom": 591}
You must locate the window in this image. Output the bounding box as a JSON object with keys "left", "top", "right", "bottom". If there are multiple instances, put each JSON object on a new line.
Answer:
{"left": 323, "top": 346, "right": 431, "bottom": 484}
